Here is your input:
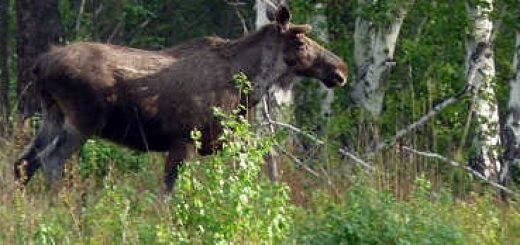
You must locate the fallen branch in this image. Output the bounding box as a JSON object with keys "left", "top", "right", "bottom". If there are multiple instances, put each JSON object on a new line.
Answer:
{"left": 275, "top": 145, "right": 320, "bottom": 178}
{"left": 339, "top": 148, "right": 375, "bottom": 171}
{"left": 402, "top": 146, "right": 520, "bottom": 198}
{"left": 365, "top": 85, "right": 471, "bottom": 158}
{"left": 261, "top": 119, "right": 374, "bottom": 171}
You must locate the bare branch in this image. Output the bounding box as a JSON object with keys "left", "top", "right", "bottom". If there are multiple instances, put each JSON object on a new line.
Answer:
{"left": 106, "top": 18, "right": 124, "bottom": 44}
{"left": 75, "top": 0, "right": 86, "bottom": 37}
{"left": 222, "top": 0, "right": 249, "bottom": 34}
{"left": 365, "top": 86, "right": 470, "bottom": 157}
{"left": 275, "top": 145, "right": 320, "bottom": 178}
{"left": 402, "top": 146, "right": 520, "bottom": 198}
{"left": 339, "top": 148, "right": 375, "bottom": 172}
{"left": 261, "top": 117, "right": 374, "bottom": 171}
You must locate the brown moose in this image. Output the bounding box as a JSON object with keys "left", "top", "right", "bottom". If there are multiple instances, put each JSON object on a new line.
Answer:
{"left": 14, "top": 6, "right": 347, "bottom": 192}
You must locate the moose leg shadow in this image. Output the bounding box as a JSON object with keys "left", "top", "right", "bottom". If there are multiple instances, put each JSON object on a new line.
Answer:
{"left": 163, "top": 140, "right": 195, "bottom": 194}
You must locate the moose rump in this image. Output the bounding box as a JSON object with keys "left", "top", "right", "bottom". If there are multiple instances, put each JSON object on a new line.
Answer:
{"left": 14, "top": 5, "right": 348, "bottom": 192}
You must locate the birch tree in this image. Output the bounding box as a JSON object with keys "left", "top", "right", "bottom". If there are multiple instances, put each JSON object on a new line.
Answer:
{"left": 502, "top": 13, "right": 520, "bottom": 185}
{"left": 255, "top": 0, "right": 288, "bottom": 182}
{"left": 350, "top": 0, "right": 412, "bottom": 117}
{"left": 466, "top": 0, "right": 502, "bottom": 181}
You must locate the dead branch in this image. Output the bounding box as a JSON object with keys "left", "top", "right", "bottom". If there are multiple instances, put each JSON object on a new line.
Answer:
{"left": 402, "top": 146, "right": 520, "bottom": 198}
{"left": 260, "top": 117, "right": 374, "bottom": 171}
{"left": 275, "top": 144, "right": 320, "bottom": 178}
{"left": 365, "top": 85, "right": 470, "bottom": 157}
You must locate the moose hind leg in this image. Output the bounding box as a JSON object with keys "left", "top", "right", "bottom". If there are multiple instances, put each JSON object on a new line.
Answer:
{"left": 14, "top": 103, "right": 63, "bottom": 184}
{"left": 37, "top": 123, "right": 85, "bottom": 185}
{"left": 164, "top": 141, "right": 195, "bottom": 193}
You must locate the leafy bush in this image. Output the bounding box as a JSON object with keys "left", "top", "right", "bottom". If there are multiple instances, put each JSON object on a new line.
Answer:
{"left": 165, "top": 107, "right": 293, "bottom": 243}
{"left": 291, "top": 177, "right": 465, "bottom": 244}
{"left": 78, "top": 139, "right": 149, "bottom": 178}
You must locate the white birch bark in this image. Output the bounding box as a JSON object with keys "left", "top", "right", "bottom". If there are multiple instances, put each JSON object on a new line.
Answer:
{"left": 466, "top": 0, "right": 502, "bottom": 180}
{"left": 350, "top": 0, "right": 411, "bottom": 117}
{"left": 255, "top": 0, "right": 288, "bottom": 182}
{"left": 502, "top": 17, "right": 520, "bottom": 184}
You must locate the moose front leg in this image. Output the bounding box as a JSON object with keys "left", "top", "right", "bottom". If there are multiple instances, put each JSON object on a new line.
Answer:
{"left": 14, "top": 104, "right": 64, "bottom": 185}
{"left": 164, "top": 140, "right": 195, "bottom": 193}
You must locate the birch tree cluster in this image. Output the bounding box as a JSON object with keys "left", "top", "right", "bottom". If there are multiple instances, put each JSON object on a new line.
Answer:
{"left": 285, "top": 0, "right": 520, "bottom": 188}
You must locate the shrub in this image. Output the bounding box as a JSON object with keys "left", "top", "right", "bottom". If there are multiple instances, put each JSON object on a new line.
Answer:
{"left": 291, "top": 177, "right": 464, "bottom": 244}
{"left": 165, "top": 107, "right": 294, "bottom": 244}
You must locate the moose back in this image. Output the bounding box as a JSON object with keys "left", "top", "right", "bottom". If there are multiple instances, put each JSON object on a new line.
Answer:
{"left": 14, "top": 6, "right": 347, "bottom": 192}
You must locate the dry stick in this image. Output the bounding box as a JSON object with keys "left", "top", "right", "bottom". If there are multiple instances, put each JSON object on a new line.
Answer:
{"left": 262, "top": 113, "right": 518, "bottom": 197}
{"left": 338, "top": 147, "right": 375, "bottom": 171}
{"left": 107, "top": 19, "right": 124, "bottom": 44}
{"left": 402, "top": 146, "right": 520, "bottom": 198}
{"left": 274, "top": 145, "right": 320, "bottom": 178}
{"left": 261, "top": 119, "right": 374, "bottom": 171}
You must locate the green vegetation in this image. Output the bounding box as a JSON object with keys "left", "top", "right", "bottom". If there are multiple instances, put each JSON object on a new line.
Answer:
{"left": 1, "top": 0, "right": 520, "bottom": 244}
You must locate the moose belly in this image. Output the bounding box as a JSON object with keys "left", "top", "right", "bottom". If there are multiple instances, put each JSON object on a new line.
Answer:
{"left": 98, "top": 108, "right": 174, "bottom": 152}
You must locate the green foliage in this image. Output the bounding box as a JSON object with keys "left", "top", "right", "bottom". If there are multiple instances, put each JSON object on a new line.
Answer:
{"left": 3, "top": 1, "right": 520, "bottom": 244}
{"left": 78, "top": 139, "right": 149, "bottom": 179}
{"left": 165, "top": 99, "right": 292, "bottom": 243}
{"left": 291, "top": 176, "right": 465, "bottom": 244}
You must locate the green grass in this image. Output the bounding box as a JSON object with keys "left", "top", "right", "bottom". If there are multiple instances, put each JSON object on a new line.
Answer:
{"left": 0, "top": 121, "right": 519, "bottom": 244}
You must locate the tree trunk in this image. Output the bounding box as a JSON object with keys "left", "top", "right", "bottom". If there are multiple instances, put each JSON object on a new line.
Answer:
{"left": 466, "top": 0, "right": 502, "bottom": 181}
{"left": 16, "top": 0, "right": 60, "bottom": 119}
{"left": 502, "top": 12, "right": 520, "bottom": 185}
{"left": 255, "top": 0, "right": 288, "bottom": 182}
{"left": 0, "top": 0, "right": 10, "bottom": 134}
{"left": 350, "top": 0, "right": 411, "bottom": 117}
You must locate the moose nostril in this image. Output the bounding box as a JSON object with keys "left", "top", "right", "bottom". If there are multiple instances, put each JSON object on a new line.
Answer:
{"left": 333, "top": 71, "right": 346, "bottom": 84}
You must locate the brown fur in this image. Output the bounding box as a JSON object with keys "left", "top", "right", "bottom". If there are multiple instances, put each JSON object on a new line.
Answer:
{"left": 15, "top": 6, "right": 347, "bottom": 191}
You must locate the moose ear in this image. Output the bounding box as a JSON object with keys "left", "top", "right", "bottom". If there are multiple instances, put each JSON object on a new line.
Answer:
{"left": 275, "top": 6, "right": 291, "bottom": 26}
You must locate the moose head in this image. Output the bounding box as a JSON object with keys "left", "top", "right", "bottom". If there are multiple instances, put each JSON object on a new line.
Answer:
{"left": 264, "top": 5, "right": 347, "bottom": 88}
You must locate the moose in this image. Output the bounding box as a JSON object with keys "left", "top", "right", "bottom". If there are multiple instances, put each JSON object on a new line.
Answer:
{"left": 14, "top": 5, "right": 347, "bottom": 192}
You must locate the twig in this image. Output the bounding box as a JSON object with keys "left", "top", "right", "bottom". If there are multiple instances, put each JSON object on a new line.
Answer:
{"left": 75, "top": 0, "right": 86, "bottom": 37}
{"left": 222, "top": 0, "right": 249, "bottom": 34}
{"left": 261, "top": 117, "right": 374, "bottom": 171}
{"left": 402, "top": 146, "right": 520, "bottom": 198}
{"left": 261, "top": 120, "right": 324, "bottom": 145}
{"left": 339, "top": 148, "right": 375, "bottom": 171}
{"left": 107, "top": 18, "right": 125, "bottom": 44}
{"left": 275, "top": 145, "right": 320, "bottom": 178}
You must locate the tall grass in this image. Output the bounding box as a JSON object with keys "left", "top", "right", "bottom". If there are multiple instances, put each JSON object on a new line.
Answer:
{"left": 0, "top": 120, "right": 519, "bottom": 244}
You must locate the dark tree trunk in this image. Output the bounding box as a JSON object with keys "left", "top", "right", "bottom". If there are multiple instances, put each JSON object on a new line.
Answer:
{"left": 0, "top": 0, "right": 9, "bottom": 133}
{"left": 16, "top": 0, "right": 60, "bottom": 119}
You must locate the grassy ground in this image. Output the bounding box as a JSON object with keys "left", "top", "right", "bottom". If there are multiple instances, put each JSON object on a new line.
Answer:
{"left": 0, "top": 124, "right": 519, "bottom": 244}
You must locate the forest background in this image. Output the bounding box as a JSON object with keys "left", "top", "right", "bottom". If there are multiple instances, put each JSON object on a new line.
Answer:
{"left": 1, "top": 0, "right": 520, "bottom": 244}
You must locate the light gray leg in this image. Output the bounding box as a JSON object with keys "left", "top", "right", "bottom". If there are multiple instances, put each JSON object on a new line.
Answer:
{"left": 37, "top": 123, "right": 85, "bottom": 185}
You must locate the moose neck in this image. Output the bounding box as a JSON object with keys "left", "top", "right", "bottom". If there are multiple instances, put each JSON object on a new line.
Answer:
{"left": 225, "top": 26, "right": 291, "bottom": 106}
